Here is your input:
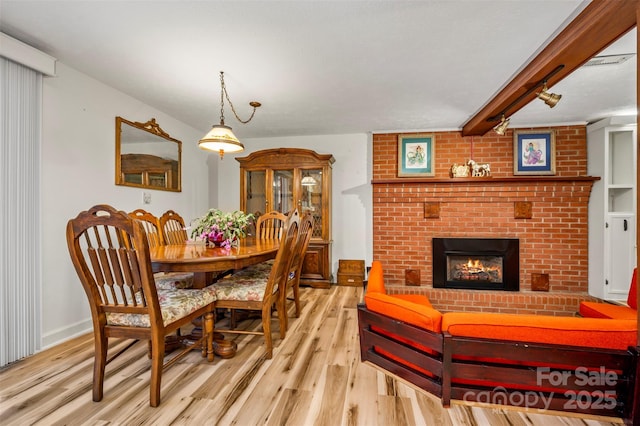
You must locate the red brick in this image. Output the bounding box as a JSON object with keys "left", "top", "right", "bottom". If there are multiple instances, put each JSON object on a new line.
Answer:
{"left": 375, "top": 126, "right": 595, "bottom": 314}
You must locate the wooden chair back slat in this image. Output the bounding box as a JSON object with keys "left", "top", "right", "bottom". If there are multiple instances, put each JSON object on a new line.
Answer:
{"left": 129, "top": 209, "right": 164, "bottom": 248}
{"left": 105, "top": 248, "right": 124, "bottom": 303}
{"left": 288, "top": 213, "right": 314, "bottom": 277}
{"left": 116, "top": 248, "right": 133, "bottom": 297}
{"left": 87, "top": 247, "right": 110, "bottom": 303}
{"left": 126, "top": 248, "right": 147, "bottom": 307}
{"left": 256, "top": 211, "right": 288, "bottom": 240}
{"left": 159, "top": 210, "right": 188, "bottom": 245}
{"left": 280, "top": 212, "right": 313, "bottom": 331}
{"left": 68, "top": 205, "right": 154, "bottom": 316}
{"left": 265, "top": 209, "right": 300, "bottom": 296}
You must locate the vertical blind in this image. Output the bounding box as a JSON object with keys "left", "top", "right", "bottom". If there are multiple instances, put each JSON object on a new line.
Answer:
{"left": 0, "top": 57, "right": 42, "bottom": 367}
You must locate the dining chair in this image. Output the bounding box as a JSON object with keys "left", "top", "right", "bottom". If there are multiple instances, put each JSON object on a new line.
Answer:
{"left": 209, "top": 209, "right": 300, "bottom": 359}
{"left": 231, "top": 211, "right": 312, "bottom": 331}
{"left": 129, "top": 209, "right": 194, "bottom": 291}
{"left": 129, "top": 208, "right": 165, "bottom": 248}
{"left": 282, "top": 213, "right": 314, "bottom": 331}
{"left": 229, "top": 210, "right": 287, "bottom": 280}
{"left": 159, "top": 209, "right": 189, "bottom": 245}
{"left": 66, "top": 204, "right": 216, "bottom": 407}
{"left": 255, "top": 210, "right": 288, "bottom": 240}
{"left": 226, "top": 210, "right": 288, "bottom": 327}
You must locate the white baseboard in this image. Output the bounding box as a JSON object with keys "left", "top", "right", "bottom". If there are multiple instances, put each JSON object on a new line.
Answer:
{"left": 41, "top": 319, "right": 92, "bottom": 350}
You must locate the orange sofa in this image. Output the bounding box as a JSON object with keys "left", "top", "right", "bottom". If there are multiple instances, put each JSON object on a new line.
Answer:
{"left": 579, "top": 268, "right": 638, "bottom": 320}
{"left": 358, "top": 261, "right": 640, "bottom": 424}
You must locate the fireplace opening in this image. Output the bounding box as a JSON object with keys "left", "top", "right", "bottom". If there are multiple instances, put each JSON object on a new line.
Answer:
{"left": 433, "top": 238, "right": 519, "bottom": 291}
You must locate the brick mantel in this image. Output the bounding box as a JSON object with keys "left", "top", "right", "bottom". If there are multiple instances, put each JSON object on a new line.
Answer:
{"left": 372, "top": 126, "right": 601, "bottom": 316}
{"left": 372, "top": 176, "right": 599, "bottom": 185}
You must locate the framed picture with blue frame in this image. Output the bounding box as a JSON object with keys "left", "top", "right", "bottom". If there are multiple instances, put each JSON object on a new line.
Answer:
{"left": 513, "top": 129, "right": 556, "bottom": 175}
{"left": 398, "top": 134, "right": 435, "bottom": 177}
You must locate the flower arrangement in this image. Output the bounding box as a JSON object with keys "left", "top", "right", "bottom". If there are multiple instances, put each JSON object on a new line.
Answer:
{"left": 190, "top": 209, "right": 254, "bottom": 249}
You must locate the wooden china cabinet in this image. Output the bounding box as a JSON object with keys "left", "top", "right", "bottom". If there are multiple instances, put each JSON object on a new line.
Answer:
{"left": 237, "top": 148, "right": 335, "bottom": 288}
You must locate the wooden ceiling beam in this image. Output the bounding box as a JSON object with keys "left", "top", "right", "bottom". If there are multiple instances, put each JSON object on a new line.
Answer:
{"left": 461, "top": 0, "right": 638, "bottom": 136}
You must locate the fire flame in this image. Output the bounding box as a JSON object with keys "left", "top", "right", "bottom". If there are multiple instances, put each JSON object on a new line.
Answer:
{"left": 467, "top": 259, "right": 482, "bottom": 269}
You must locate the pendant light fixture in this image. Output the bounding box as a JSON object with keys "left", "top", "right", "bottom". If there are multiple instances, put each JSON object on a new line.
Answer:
{"left": 198, "top": 71, "right": 261, "bottom": 159}
{"left": 301, "top": 176, "right": 317, "bottom": 186}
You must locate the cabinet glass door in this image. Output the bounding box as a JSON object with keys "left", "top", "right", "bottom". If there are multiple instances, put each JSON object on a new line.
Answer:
{"left": 272, "top": 169, "right": 294, "bottom": 213}
{"left": 245, "top": 170, "right": 266, "bottom": 214}
{"left": 301, "top": 169, "right": 323, "bottom": 237}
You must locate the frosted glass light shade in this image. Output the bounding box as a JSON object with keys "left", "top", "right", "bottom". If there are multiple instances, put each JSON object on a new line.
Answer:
{"left": 301, "top": 176, "right": 317, "bottom": 186}
{"left": 198, "top": 124, "right": 244, "bottom": 158}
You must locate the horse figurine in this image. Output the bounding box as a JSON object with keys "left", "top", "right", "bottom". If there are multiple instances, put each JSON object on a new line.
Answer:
{"left": 468, "top": 159, "right": 491, "bottom": 177}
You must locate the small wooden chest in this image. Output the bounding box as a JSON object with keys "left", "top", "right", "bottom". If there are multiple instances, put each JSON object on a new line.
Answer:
{"left": 337, "top": 259, "right": 365, "bottom": 286}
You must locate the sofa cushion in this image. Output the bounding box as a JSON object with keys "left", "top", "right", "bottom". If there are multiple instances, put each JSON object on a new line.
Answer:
{"left": 442, "top": 312, "right": 637, "bottom": 351}
{"left": 364, "top": 292, "right": 442, "bottom": 332}
{"left": 579, "top": 301, "right": 637, "bottom": 320}
{"left": 392, "top": 294, "right": 434, "bottom": 309}
{"left": 627, "top": 268, "right": 638, "bottom": 310}
{"left": 367, "top": 260, "right": 385, "bottom": 294}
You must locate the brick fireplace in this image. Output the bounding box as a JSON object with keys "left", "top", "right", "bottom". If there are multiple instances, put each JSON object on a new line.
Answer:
{"left": 372, "top": 126, "right": 601, "bottom": 316}
{"left": 432, "top": 237, "right": 519, "bottom": 291}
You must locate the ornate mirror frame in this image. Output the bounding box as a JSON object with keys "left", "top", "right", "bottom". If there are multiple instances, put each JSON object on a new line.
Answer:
{"left": 115, "top": 116, "right": 182, "bottom": 192}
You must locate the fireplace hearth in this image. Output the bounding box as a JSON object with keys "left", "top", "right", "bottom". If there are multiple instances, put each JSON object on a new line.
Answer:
{"left": 433, "top": 238, "right": 519, "bottom": 291}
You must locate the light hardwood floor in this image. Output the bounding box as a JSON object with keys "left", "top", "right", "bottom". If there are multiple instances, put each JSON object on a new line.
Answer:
{"left": 0, "top": 286, "right": 624, "bottom": 425}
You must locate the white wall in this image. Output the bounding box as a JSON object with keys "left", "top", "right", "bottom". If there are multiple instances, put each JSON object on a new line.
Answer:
{"left": 41, "top": 63, "right": 210, "bottom": 347}
{"left": 40, "top": 63, "right": 374, "bottom": 348}
{"left": 213, "top": 134, "right": 373, "bottom": 281}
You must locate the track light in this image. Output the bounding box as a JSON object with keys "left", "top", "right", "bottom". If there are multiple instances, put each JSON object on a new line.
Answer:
{"left": 493, "top": 114, "right": 510, "bottom": 135}
{"left": 536, "top": 82, "right": 562, "bottom": 108}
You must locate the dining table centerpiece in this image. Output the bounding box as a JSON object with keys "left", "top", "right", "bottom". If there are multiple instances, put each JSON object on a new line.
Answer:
{"left": 190, "top": 209, "right": 254, "bottom": 249}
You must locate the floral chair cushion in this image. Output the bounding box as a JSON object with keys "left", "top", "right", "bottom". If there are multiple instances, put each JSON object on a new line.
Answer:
{"left": 235, "top": 259, "right": 273, "bottom": 277}
{"left": 211, "top": 270, "right": 273, "bottom": 302}
{"left": 106, "top": 286, "right": 217, "bottom": 328}
{"left": 238, "top": 259, "right": 296, "bottom": 281}
{"left": 153, "top": 272, "right": 194, "bottom": 290}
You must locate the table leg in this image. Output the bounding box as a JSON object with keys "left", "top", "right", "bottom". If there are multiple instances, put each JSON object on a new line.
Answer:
{"left": 186, "top": 316, "right": 237, "bottom": 358}
{"left": 193, "top": 272, "right": 214, "bottom": 289}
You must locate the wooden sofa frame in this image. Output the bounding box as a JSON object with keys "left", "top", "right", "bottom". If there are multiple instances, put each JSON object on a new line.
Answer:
{"left": 358, "top": 303, "right": 640, "bottom": 425}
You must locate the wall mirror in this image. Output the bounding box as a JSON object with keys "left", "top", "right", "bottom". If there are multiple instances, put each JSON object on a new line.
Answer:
{"left": 115, "top": 116, "right": 182, "bottom": 192}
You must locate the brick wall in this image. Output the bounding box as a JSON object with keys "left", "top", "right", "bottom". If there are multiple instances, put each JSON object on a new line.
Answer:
{"left": 372, "top": 126, "right": 600, "bottom": 316}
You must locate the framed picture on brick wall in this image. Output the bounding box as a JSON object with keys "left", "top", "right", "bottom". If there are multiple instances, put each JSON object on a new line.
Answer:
{"left": 398, "top": 134, "right": 435, "bottom": 177}
{"left": 513, "top": 129, "right": 556, "bottom": 175}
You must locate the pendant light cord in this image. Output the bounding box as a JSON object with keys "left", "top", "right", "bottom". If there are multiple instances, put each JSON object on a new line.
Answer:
{"left": 219, "top": 71, "right": 260, "bottom": 125}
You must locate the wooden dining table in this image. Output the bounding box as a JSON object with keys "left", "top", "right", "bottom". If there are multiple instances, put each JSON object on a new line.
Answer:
{"left": 149, "top": 238, "right": 279, "bottom": 288}
{"left": 149, "top": 238, "right": 279, "bottom": 358}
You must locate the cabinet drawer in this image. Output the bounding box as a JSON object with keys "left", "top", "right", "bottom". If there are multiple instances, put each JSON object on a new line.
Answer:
{"left": 337, "top": 272, "right": 364, "bottom": 287}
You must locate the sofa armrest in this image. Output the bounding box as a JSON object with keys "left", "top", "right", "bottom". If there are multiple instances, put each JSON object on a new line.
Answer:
{"left": 579, "top": 301, "right": 637, "bottom": 320}
{"left": 364, "top": 292, "right": 442, "bottom": 332}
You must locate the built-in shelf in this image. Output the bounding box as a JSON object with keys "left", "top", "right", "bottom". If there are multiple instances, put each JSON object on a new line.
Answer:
{"left": 371, "top": 176, "right": 600, "bottom": 185}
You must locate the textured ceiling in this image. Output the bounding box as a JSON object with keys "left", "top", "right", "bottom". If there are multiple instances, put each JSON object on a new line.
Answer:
{"left": 1, "top": 1, "right": 636, "bottom": 138}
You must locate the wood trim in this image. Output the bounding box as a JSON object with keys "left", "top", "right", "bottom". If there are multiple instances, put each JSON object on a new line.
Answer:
{"left": 462, "top": 0, "right": 639, "bottom": 136}
{"left": 236, "top": 147, "right": 336, "bottom": 167}
{"left": 636, "top": 2, "right": 640, "bottom": 373}
{"left": 371, "top": 176, "right": 600, "bottom": 185}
